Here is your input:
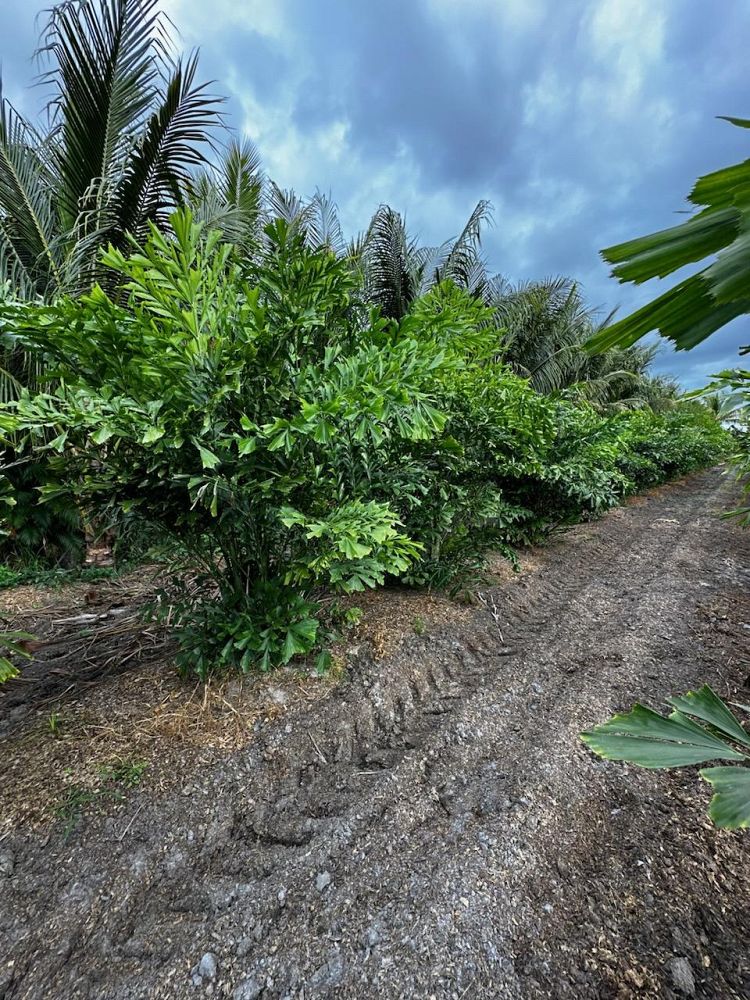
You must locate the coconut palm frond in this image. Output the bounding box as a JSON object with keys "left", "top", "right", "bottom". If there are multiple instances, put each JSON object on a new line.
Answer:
{"left": 0, "top": 88, "right": 62, "bottom": 296}
{"left": 304, "top": 190, "right": 346, "bottom": 256}
{"left": 0, "top": 0, "right": 221, "bottom": 305}
{"left": 361, "top": 205, "right": 417, "bottom": 319}
{"left": 186, "top": 138, "right": 263, "bottom": 255}
{"left": 40, "top": 0, "right": 165, "bottom": 232}
{"left": 266, "top": 182, "right": 309, "bottom": 227}
{"left": 440, "top": 199, "right": 492, "bottom": 291}
{"left": 412, "top": 241, "right": 452, "bottom": 297}
{"left": 115, "top": 50, "right": 222, "bottom": 240}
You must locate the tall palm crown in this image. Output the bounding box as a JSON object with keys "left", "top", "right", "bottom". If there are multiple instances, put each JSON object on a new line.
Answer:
{"left": 491, "top": 276, "right": 677, "bottom": 408}
{"left": 0, "top": 0, "right": 221, "bottom": 300}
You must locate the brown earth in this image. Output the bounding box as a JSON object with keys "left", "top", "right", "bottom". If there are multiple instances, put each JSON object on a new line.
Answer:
{"left": 0, "top": 466, "right": 749, "bottom": 999}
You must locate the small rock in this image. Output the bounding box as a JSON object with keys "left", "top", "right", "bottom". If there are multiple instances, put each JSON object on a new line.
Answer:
{"left": 542, "top": 903, "right": 553, "bottom": 914}
{"left": 233, "top": 978, "right": 263, "bottom": 1000}
{"left": 315, "top": 871, "right": 332, "bottom": 893}
{"left": 365, "top": 926, "right": 380, "bottom": 946}
{"left": 668, "top": 957, "right": 695, "bottom": 996}
{"left": 198, "top": 953, "right": 218, "bottom": 982}
{"left": 236, "top": 936, "right": 253, "bottom": 958}
{"left": 267, "top": 687, "right": 288, "bottom": 706}
{"left": 0, "top": 850, "right": 15, "bottom": 876}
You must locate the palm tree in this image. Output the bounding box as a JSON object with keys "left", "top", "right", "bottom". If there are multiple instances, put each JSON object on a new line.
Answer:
{"left": 0, "top": 0, "right": 222, "bottom": 301}
{"left": 244, "top": 189, "right": 493, "bottom": 319}
{"left": 187, "top": 137, "right": 265, "bottom": 255}
{"left": 360, "top": 200, "right": 493, "bottom": 319}
{"left": 491, "top": 277, "right": 600, "bottom": 393}
{"left": 565, "top": 344, "right": 679, "bottom": 413}
{"left": 490, "top": 276, "right": 677, "bottom": 410}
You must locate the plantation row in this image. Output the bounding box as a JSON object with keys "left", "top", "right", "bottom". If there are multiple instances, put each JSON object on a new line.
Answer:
{"left": 0, "top": 0, "right": 739, "bottom": 684}
{"left": 0, "top": 212, "right": 731, "bottom": 676}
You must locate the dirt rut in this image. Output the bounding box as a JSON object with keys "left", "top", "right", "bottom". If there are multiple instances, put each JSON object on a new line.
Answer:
{"left": 1, "top": 468, "right": 749, "bottom": 999}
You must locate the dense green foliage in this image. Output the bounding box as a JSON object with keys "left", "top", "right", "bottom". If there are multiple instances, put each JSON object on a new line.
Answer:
{"left": 0, "top": 211, "right": 730, "bottom": 678}
{"left": 0, "top": 0, "right": 222, "bottom": 566}
{"left": 0, "top": 0, "right": 733, "bottom": 685}
{"left": 0, "top": 0, "right": 685, "bottom": 572}
{"left": 697, "top": 361, "right": 750, "bottom": 524}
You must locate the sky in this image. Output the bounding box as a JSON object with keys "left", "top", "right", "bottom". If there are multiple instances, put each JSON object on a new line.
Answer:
{"left": 1, "top": 0, "right": 749, "bottom": 386}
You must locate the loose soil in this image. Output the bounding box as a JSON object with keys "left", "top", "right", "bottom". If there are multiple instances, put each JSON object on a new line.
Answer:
{"left": 0, "top": 467, "right": 748, "bottom": 999}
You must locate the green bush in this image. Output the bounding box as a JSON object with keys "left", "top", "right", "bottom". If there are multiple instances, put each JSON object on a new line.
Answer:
{"left": 613, "top": 405, "right": 730, "bottom": 490}
{"left": 0, "top": 211, "right": 731, "bottom": 678}
{"left": 394, "top": 363, "right": 554, "bottom": 588}
{"left": 0, "top": 456, "right": 84, "bottom": 567}
{"left": 0, "top": 212, "right": 481, "bottom": 676}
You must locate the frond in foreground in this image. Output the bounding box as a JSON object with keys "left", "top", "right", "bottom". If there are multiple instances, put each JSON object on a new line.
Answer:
{"left": 581, "top": 685, "right": 750, "bottom": 828}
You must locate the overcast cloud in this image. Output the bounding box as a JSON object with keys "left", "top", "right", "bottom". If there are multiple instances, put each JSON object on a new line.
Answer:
{"left": 2, "top": 0, "right": 749, "bottom": 385}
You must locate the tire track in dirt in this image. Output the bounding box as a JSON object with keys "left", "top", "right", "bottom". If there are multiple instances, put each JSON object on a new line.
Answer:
{"left": 2, "top": 468, "right": 749, "bottom": 1000}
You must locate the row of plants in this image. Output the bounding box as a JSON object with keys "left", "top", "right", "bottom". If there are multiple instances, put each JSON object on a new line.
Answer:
{"left": 0, "top": 0, "right": 684, "bottom": 572}
{"left": 0, "top": 0, "right": 743, "bottom": 831}
{"left": 0, "top": 211, "right": 731, "bottom": 679}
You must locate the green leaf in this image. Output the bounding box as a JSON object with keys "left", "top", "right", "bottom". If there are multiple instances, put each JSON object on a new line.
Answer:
{"left": 278, "top": 506, "right": 306, "bottom": 528}
{"left": 281, "top": 618, "right": 318, "bottom": 663}
{"left": 586, "top": 273, "right": 750, "bottom": 353}
{"left": 237, "top": 436, "right": 257, "bottom": 456}
{"left": 315, "top": 649, "right": 333, "bottom": 675}
{"left": 141, "top": 426, "right": 165, "bottom": 444}
{"left": 195, "top": 443, "right": 221, "bottom": 469}
{"left": 49, "top": 431, "right": 68, "bottom": 452}
{"left": 602, "top": 208, "right": 739, "bottom": 284}
{"left": 699, "top": 766, "right": 750, "bottom": 828}
{"left": 580, "top": 703, "right": 748, "bottom": 768}
{"left": 92, "top": 426, "right": 115, "bottom": 444}
{"left": 668, "top": 685, "right": 750, "bottom": 748}
{"left": 0, "top": 657, "right": 19, "bottom": 683}
{"left": 717, "top": 115, "right": 750, "bottom": 129}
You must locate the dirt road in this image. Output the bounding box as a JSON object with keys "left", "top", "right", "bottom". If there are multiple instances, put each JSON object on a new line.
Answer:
{"left": 1, "top": 468, "right": 749, "bottom": 999}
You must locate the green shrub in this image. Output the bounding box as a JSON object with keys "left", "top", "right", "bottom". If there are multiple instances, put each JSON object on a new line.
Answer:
{"left": 613, "top": 405, "right": 730, "bottom": 490}
{"left": 0, "top": 212, "right": 479, "bottom": 676}
{"left": 0, "top": 456, "right": 84, "bottom": 567}
{"left": 396, "top": 364, "right": 553, "bottom": 588}
{"left": 0, "top": 211, "right": 730, "bottom": 677}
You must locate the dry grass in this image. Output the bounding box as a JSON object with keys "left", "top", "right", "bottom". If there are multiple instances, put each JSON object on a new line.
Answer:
{"left": 0, "top": 552, "right": 536, "bottom": 831}
{"left": 0, "top": 656, "right": 338, "bottom": 831}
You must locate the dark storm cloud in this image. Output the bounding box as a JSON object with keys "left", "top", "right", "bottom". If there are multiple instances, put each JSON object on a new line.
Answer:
{"left": 287, "top": 0, "right": 535, "bottom": 189}
{"left": 0, "top": 0, "right": 48, "bottom": 116}
{"left": 1, "top": 0, "right": 748, "bottom": 385}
